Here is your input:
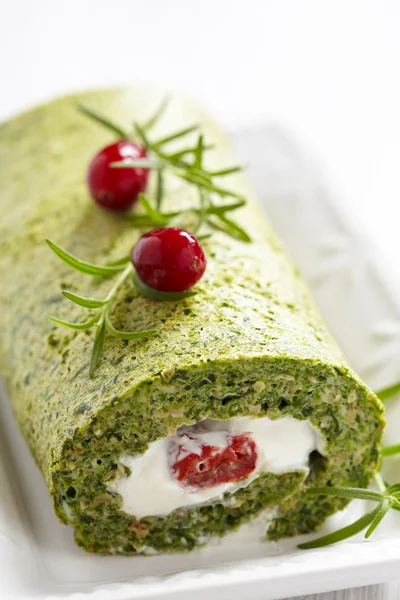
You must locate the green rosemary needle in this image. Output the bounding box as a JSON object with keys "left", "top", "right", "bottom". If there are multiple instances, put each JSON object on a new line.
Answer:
{"left": 375, "top": 380, "right": 400, "bottom": 402}
{"left": 46, "top": 241, "right": 156, "bottom": 378}
{"left": 298, "top": 472, "right": 400, "bottom": 549}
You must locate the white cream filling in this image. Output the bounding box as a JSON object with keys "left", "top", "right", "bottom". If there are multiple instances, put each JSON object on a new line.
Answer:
{"left": 107, "top": 415, "right": 320, "bottom": 519}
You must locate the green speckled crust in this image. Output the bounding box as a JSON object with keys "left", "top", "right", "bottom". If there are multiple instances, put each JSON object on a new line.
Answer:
{"left": 0, "top": 89, "right": 384, "bottom": 554}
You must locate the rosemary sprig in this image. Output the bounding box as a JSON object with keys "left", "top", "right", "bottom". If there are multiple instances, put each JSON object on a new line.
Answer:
{"left": 152, "top": 124, "right": 200, "bottom": 148}
{"left": 111, "top": 158, "right": 166, "bottom": 169}
{"left": 79, "top": 100, "right": 250, "bottom": 242}
{"left": 142, "top": 95, "right": 171, "bottom": 132}
{"left": 193, "top": 134, "right": 204, "bottom": 170}
{"left": 155, "top": 169, "right": 164, "bottom": 212}
{"left": 78, "top": 104, "right": 129, "bottom": 139}
{"left": 220, "top": 215, "right": 251, "bottom": 241}
{"left": 123, "top": 214, "right": 158, "bottom": 228}
{"left": 382, "top": 444, "right": 400, "bottom": 457}
{"left": 46, "top": 239, "right": 124, "bottom": 277}
{"left": 194, "top": 188, "right": 208, "bottom": 234}
{"left": 90, "top": 317, "right": 106, "bottom": 378}
{"left": 376, "top": 380, "right": 400, "bottom": 402}
{"left": 298, "top": 507, "right": 383, "bottom": 550}
{"left": 138, "top": 193, "right": 167, "bottom": 226}
{"left": 207, "top": 211, "right": 252, "bottom": 243}
{"left": 46, "top": 241, "right": 156, "bottom": 377}
{"left": 124, "top": 195, "right": 246, "bottom": 233}
{"left": 105, "top": 256, "right": 131, "bottom": 267}
{"left": 175, "top": 169, "right": 244, "bottom": 201}
{"left": 210, "top": 166, "right": 243, "bottom": 177}
{"left": 47, "top": 313, "right": 100, "bottom": 331}
{"left": 298, "top": 473, "right": 400, "bottom": 549}
{"left": 61, "top": 291, "right": 109, "bottom": 309}
{"left": 167, "top": 143, "right": 216, "bottom": 161}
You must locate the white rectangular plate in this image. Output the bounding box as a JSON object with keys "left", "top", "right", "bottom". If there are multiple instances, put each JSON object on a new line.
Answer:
{"left": 1, "top": 127, "right": 400, "bottom": 600}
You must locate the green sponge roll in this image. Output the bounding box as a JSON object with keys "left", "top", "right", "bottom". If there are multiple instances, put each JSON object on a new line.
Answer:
{"left": 0, "top": 89, "right": 384, "bottom": 554}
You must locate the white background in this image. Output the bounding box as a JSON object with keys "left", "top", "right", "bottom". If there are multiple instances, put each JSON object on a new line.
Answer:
{"left": 1, "top": 1, "right": 400, "bottom": 599}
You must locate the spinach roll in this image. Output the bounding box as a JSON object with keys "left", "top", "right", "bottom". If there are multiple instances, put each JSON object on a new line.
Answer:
{"left": 0, "top": 88, "right": 384, "bottom": 555}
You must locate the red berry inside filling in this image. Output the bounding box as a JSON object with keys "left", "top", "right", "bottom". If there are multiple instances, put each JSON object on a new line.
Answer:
{"left": 172, "top": 433, "right": 257, "bottom": 489}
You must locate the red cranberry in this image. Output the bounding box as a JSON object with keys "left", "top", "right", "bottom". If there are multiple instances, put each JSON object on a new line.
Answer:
{"left": 172, "top": 433, "right": 257, "bottom": 488}
{"left": 131, "top": 228, "right": 207, "bottom": 292}
{"left": 87, "top": 140, "right": 149, "bottom": 211}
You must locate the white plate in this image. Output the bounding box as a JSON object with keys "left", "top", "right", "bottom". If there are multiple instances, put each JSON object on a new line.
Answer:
{"left": 1, "top": 127, "right": 400, "bottom": 600}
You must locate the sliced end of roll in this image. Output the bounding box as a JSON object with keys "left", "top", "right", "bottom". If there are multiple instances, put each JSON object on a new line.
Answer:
{"left": 52, "top": 356, "right": 383, "bottom": 554}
